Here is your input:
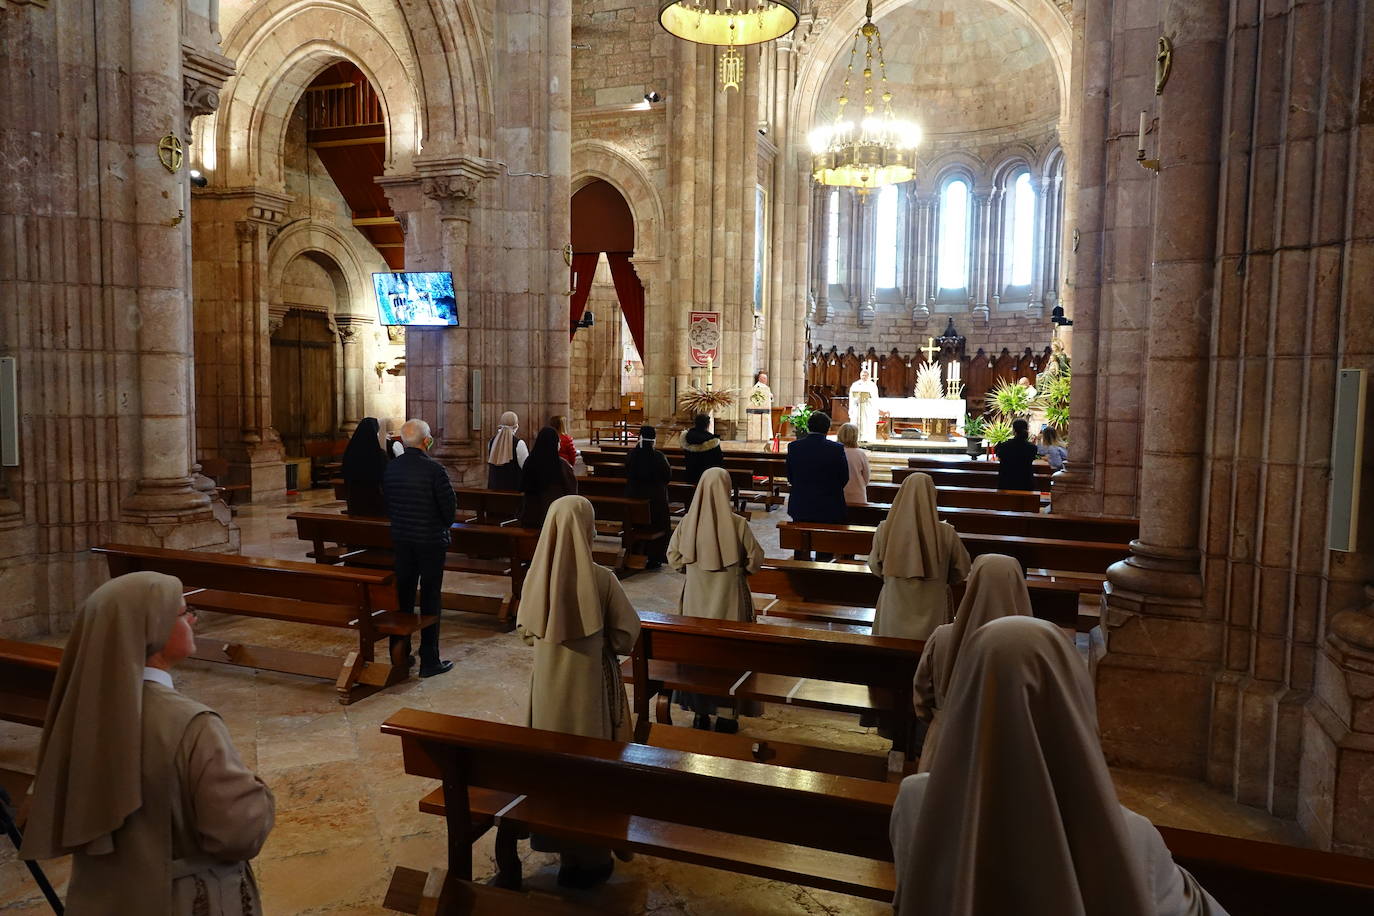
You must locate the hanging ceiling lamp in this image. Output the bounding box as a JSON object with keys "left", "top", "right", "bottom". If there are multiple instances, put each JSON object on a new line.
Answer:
{"left": 658, "top": 0, "right": 800, "bottom": 91}
{"left": 810, "top": 0, "right": 921, "bottom": 191}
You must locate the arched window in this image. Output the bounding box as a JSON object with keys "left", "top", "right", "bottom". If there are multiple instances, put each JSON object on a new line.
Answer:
{"left": 1004, "top": 170, "right": 1035, "bottom": 287}
{"left": 826, "top": 189, "right": 840, "bottom": 285}
{"left": 937, "top": 178, "right": 970, "bottom": 290}
{"left": 874, "top": 184, "right": 900, "bottom": 289}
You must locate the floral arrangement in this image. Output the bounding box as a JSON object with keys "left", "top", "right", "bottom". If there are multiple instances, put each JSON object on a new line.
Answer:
{"left": 783, "top": 403, "right": 813, "bottom": 436}
{"left": 983, "top": 418, "right": 1014, "bottom": 446}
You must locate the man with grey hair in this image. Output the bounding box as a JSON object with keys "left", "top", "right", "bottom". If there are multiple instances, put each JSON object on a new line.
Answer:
{"left": 381, "top": 418, "right": 455, "bottom": 677}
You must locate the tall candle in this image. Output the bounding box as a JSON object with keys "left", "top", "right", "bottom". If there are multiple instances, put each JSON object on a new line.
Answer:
{"left": 1137, "top": 110, "right": 1147, "bottom": 153}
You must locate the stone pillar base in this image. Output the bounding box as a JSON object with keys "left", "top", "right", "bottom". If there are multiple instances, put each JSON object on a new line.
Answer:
{"left": 1046, "top": 467, "right": 1101, "bottom": 514}
{"left": 231, "top": 460, "right": 286, "bottom": 504}
{"left": 111, "top": 513, "right": 237, "bottom": 554}
{"left": 1096, "top": 550, "right": 1220, "bottom": 777}
{"left": 1298, "top": 609, "right": 1374, "bottom": 856}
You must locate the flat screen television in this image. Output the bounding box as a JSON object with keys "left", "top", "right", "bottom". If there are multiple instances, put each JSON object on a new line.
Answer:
{"left": 373, "top": 271, "right": 459, "bottom": 327}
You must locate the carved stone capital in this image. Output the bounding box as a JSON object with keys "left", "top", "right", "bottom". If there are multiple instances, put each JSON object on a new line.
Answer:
{"left": 421, "top": 176, "right": 480, "bottom": 219}
{"left": 336, "top": 316, "right": 371, "bottom": 344}
{"left": 181, "top": 43, "right": 235, "bottom": 134}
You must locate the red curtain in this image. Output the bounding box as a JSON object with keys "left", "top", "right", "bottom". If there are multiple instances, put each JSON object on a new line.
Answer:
{"left": 568, "top": 252, "right": 598, "bottom": 337}
{"left": 605, "top": 252, "right": 645, "bottom": 360}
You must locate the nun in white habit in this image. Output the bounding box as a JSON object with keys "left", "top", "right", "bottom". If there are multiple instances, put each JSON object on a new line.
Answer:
{"left": 516, "top": 495, "right": 641, "bottom": 888}
{"left": 22, "top": 572, "right": 275, "bottom": 915}
{"left": 890, "top": 616, "right": 1229, "bottom": 916}
{"left": 867, "top": 472, "right": 971, "bottom": 639}
{"left": 666, "top": 466, "right": 764, "bottom": 731}
{"left": 912, "top": 553, "right": 1032, "bottom": 772}
{"left": 517, "top": 495, "right": 641, "bottom": 742}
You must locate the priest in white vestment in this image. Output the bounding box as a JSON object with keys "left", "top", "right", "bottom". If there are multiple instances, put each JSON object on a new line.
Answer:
{"left": 868, "top": 472, "right": 970, "bottom": 639}
{"left": 912, "top": 554, "right": 1032, "bottom": 772}
{"left": 745, "top": 371, "right": 774, "bottom": 442}
{"left": 847, "top": 367, "right": 880, "bottom": 442}
{"left": 890, "top": 616, "right": 1230, "bottom": 916}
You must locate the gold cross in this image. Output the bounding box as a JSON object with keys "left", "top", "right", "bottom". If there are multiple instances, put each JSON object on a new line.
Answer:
{"left": 920, "top": 337, "right": 939, "bottom": 363}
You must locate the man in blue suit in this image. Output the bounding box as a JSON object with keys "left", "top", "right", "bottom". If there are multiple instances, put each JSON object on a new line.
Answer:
{"left": 786, "top": 411, "right": 850, "bottom": 560}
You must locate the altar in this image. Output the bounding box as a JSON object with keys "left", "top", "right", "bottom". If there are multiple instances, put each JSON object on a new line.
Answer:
{"left": 875, "top": 397, "right": 965, "bottom": 439}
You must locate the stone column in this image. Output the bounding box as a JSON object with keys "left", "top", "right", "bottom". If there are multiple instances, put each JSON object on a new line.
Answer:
{"left": 911, "top": 192, "right": 936, "bottom": 323}
{"left": 968, "top": 189, "right": 991, "bottom": 322}
{"left": 336, "top": 317, "right": 370, "bottom": 435}
{"left": 1095, "top": 0, "right": 1229, "bottom": 776}
{"left": 1026, "top": 176, "right": 1047, "bottom": 317}
{"left": 854, "top": 190, "right": 875, "bottom": 327}
{"left": 812, "top": 182, "right": 832, "bottom": 325}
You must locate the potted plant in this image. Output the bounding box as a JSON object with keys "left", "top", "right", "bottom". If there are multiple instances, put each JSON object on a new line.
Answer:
{"left": 982, "top": 418, "right": 1014, "bottom": 453}
{"left": 783, "top": 404, "right": 813, "bottom": 438}
{"left": 960, "top": 414, "right": 987, "bottom": 458}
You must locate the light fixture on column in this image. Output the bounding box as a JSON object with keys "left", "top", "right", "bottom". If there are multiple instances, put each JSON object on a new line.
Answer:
{"left": 809, "top": 0, "right": 921, "bottom": 192}
{"left": 658, "top": 0, "right": 799, "bottom": 92}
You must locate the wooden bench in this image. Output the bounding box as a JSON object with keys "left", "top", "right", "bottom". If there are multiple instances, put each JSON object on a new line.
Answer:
{"left": 289, "top": 512, "right": 537, "bottom": 630}
{"left": 451, "top": 488, "right": 657, "bottom": 570}
{"left": 198, "top": 457, "right": 251, "bottom": 505}
{"left": 776, "top": 522, "right": 1129, "bottom": 593}
{"left": 304, "top": 438, "right": 348, "bottom": 486}
{"left": 586, "top": 408, "right": 641, "bottom": 445}
{"left": 749, "top": 558, "right": 1083, "bottom": 631}
{"left": 583, "top": 452, "right": 774, "bottom": 510}
{"left": 865, "top": 483, "right": 1043, "bottom": 512}
{"left": 92, "top": 544, "right": 426, "bottom": 704}
{"left": 623, "top": 610, "right": 923, "bottom": 759}
{"left": 0, "top": 639, "right": 62, "bottom": 798}
{"left": 381, "top": 709, "right": 900, "bottom": 902}
{"left": 891, "top": 465, "right": 1051, "bottom": 491}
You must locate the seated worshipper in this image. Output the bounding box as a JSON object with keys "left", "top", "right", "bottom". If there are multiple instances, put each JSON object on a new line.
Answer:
{"left": 22, "top": 572, "right": 275, "bottom": 915}
{"left": 666, "top": 466, "right": 764, "bottom": 733}
{"left": 1038, "top": 425, "right": 1068, "bottom": 472}
{"left": 837, "top": 422, "right": 871, "bottom": 506}
{"left": 486, "top": 410, "right": 529, "bottom": 490}
{"left": 912, "top": 554, "right": 1032, "bottom": 771}
{"left": 342, "top": 417, "right": 390, "bottom": 517}
{"left": 520, "top": 426, "right": 578, "bottom": 528}
{"left": 516, "top": 495, "right": 642, "bottom": 889}
{"left": 890, "top": 616, "right": 1229, "bottom": 916}
{"left": 624, "top": 425, "right": 672, "bottom": 568}
{"left": 868, "top": 472, "right": 970, "bottom": 639}
{"left": 549, "top": 414, "right": 579, "bottom": 467}
{"left": 786, "top": 411, "right": 849, "bottom": 559}
{"left": 681, "top": 413, "right": 725, "bottom": 484}
{"left": 995, "top": 417, "right": 1040, "bottom": 491}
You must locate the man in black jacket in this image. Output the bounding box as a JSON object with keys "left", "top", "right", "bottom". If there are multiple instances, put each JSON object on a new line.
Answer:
{"left": 786, "top": 411, "right": 849, "bottom": 560}
{"left": 382, "top": 418, "right": 455, "bottom": 677}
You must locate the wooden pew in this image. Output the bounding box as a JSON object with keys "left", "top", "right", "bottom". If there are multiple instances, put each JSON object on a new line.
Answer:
{"left": 289, "top": 512, "right": 536, "bottom": 629}
{"left": 381, "top": 709, "right": 900, "bottom": 901}
{"left": 749, "top": 558, "right": 1082, "bottom": 630}
{"left": 865, "top": 483, "right": 1042, "bottom": 512}
{"left": 623, "top": 610, "right": 922, "bottom": 759}
{"left": 583, "top": 452, "right": 776, "bottom": 509}
{"left": 385, "top": 710, "right": 1374, "bottom": 914}
{"left": 834, "top": 504, "right": 1138, "bottom": 543}
{"left": 907, "top": 455, "right": 1055, "bottom": 474}
{"left": 93, "top": 544, "right": 424, "bottom": 704}
{"left": 0, "top": 640, "right": 62, "bottom": 798}
{"left": 451, "top": 488, "right": 658, "bottom": 570}
{"left": 891, "top": 465, "right": 1051, "bottom": 491}
{"left": 776, "top": 522, "right": 1129, "bottom": 591}
{"left": 574, "top": 475, "right": 698, "bottom": 513}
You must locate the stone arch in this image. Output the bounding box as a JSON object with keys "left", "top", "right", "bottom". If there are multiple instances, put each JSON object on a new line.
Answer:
{"left": 991, "top": 147, "right": 1038, "bottom": 189}
{"left": 571, "top": 140, "right": 666, "bottom": 262}
{"left": 215, "top": 1, "right": 421, "bottom": 189}
{"left": 268, "top": 221, "right": 377, "bottom": 320}
{"left": 792, "top": 0, "right": 1071, "bottom": 146}
{"left": 925, "top": 153, "right": 986, "bottom": 191}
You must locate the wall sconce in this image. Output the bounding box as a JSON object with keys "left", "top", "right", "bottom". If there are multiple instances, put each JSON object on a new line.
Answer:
{"left": 572, "top": 310, "right": 595, "bottom": 333}
{"left": 1137, "top": 110, "right": 1160, "bottom": 172}
{"left": 375, "top": 361, "right": 389, "bottom": 379}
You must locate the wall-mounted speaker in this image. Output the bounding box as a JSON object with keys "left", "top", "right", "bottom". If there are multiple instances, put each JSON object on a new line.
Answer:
{"left": 470, "top": 369, "right": 482, "bottom": 431}
{"left": 0, "top": 358, "right": 16, "bottom": 467}
{"left": 1328, "top": 368, "right": 1365, "bottom": 552}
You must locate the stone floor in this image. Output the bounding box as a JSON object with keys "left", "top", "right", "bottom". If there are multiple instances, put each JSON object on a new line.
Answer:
{"left": 0, "top": 486, "right": 1308, "bottom": 914}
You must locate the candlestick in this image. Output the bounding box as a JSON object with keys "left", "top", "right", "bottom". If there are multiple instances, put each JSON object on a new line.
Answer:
{"left": 1137, "top": 110, "right": 1146, "bottom": 153}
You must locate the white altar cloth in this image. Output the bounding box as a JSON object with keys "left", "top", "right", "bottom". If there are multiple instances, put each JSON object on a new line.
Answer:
{"left": 875, "top": 397, "right": 965, "bottom": 421}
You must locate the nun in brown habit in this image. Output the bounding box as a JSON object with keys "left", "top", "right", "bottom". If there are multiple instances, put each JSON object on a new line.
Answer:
{"left": 912, "top": 553, "right": 1032, "bottom": 772}
{"left": 516, "top": 495, "right": 641, "bottom": 888}
{"left": 666, "top": 466, "right": 763, "bottom": 731}
{"left": 890, "top": 616, "right": 1228, "bottom": 916}
{"left": 22, "top": 572, "right": 275, "bottom": 915}
{"left": 867, "top": 472, "right": 970, "bottom": 639}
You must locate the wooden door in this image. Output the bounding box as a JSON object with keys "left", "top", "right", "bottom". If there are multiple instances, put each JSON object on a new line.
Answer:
{"left": 271, "top": 310, "right": 338, "bottom": 457}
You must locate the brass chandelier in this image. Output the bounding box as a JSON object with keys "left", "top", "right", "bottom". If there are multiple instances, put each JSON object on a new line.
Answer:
{"left": 658, "top": 0, "right": 800, "bottom": 91}
{"left": 810, "top": 0, "right": 921, "bottom": 191}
